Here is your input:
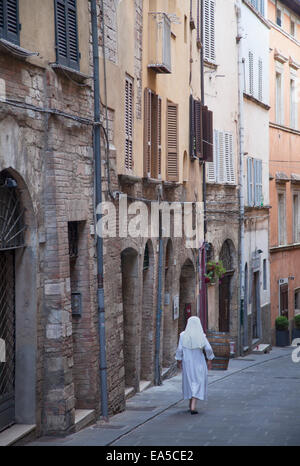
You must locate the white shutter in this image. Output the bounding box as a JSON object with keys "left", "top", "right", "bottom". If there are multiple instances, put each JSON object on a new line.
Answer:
{"left": 207, "top": 129, "right": 218, "bottom": 183}
{"left": 257, "top": 159, "right": 263, "bottom": 206}
{"left": 258, "top": 58, "right": 263, "bottom": 101}
{"left": 249, "top": 51, "right": 254, "bottom": 96}
{"left": 125, "top": 76, "right": 133, "bottom": 170}
{"left": 217, "top": 131, "right": 225, "bottom": 183}
{"left": 224, "top": 132, "right": 235, "bottom": 184}
{"left": 203, "top": 0, "right": 216, "bottom": 62}
{"left": 248, "top": 158, "right": 253, "bottom": 206}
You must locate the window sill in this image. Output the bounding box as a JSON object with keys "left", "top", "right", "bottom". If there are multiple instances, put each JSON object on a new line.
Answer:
{"left": 119, "top": 174, "right": 141, "bottom": 185}
{"left": 50, "top": 63, "right": 92, "bottom": 84}
{"left": 0, "top": 38, "right": 38, "bottom": 60}
{"left": 206, "top": 182, "right": 237, "bottom": 188}
{"left": 270, "top": 242, "right": 300, "bottom": 253}
{"left": 204, "top": 59, "right": 218, "bottom": 70}
{"left": 243, "top": 92, "right": 270, "bottom": 110}
{"left": 270, "top": 121, "right": 300, "bottom": 136}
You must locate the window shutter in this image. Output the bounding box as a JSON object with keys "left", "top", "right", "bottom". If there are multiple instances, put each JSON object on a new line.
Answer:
{"left": 260, "top": 0, "right": 265, "bottom": 16}
{"left": 224, "top": 132, "right": 234, "bottom": 183}
{"left": 203, "top": 0, "right": 216, "bottom": 62}
{"left": 249, "top": 51, "right": 254, "bottom": 95}
{"left": 207, "top": 129, "right": 218, "bottom": 183}
{"left": 166, "top": 102, "right": 178, "bottom": 182}
{"left": 195, "top": 100, "right": 203, "bottom": 158}
{"left": 189, "top": 95, "right": 196, "bottom": 158}
{"left": 55, "top": 0, "right": 79, "bottom": 70}
{"left": 125, "top": 76, "right": 133, "bottom": 171}
{"left": 202, "top": 105, "right": 213, "bottom": 162}
{"left": 144, "top": 88, "right": 152, "bottom": 177}
{"left": 253, "top": 159, "right": 258, "bottom": 206}
{"left": 217, "top": 131, "right": 225, "bottom": 183}
{"left": 258, "top": 58, "right": 263, "bottom": 101}
{"left": 247, "top": 158, "right": 253, "bottom": 206}
{"left": 0, "top": 0, "right": 19, "bottom": 45}
{"left": 157, "top": 96, "right": 162, "bottom": 178}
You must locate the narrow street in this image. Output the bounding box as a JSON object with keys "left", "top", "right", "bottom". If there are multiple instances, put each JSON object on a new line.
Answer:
{"left": 29, "top": 347, "right": 300, "bottom": 447}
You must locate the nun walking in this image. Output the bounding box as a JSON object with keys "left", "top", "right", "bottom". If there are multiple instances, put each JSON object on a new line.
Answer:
{"left": 175, "top": 316, "right": 215, "bottom": 415}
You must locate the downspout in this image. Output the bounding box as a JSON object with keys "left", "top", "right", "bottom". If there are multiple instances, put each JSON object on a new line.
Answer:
{"left": 236, "top": 0, "right": 245, "bottom": 357}
{"left": 200, "top": 0, "right": 208, "bottom": 332}
{"left": 91, "top": 0, "right": 109, "bottom": 419}
{"left": 154, "top": 193, "right": 163, "bottom": 386}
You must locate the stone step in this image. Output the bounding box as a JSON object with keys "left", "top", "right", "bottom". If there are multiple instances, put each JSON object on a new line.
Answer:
{"left": 0, "top": 424, "right": 36, "bottom": 446}
{"left": 125, "top": 386, "right": 135, "bottom": 400}
{"left": 74, "top": 409, "right": 95, "bottom": 433}
{"left": 139, "top": 380, "right": 152, "bottom": 392}
{"left": 252, "top": 343, "right": 272, "bottom": 354}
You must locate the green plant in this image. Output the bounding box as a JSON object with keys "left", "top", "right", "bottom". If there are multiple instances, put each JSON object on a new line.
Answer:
{"left": 205, "top": 260, "right": 227, "bottom": 285}
{"left": 294, "top": 314, "right": 300, "bottom": 329}
{"left": 275, "top": 316, "right": 289, "bottom": 331}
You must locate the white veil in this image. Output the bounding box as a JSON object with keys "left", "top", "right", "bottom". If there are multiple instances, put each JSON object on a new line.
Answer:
{"left": 181, "top": 316, "right": 207, "bottom": 350}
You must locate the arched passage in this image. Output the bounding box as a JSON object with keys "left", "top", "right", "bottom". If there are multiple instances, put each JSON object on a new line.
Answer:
{"left": 218, "top": 239, "right": 236, "bottom": 332}
{"left": 162, "top": 239, "right": 173, "bottom": 367}
{"left": 121, "top": 247, "right": 139, "bottom": 391}
{"left": 178, "top": 259, "right": 196, "bottom": 340}
{"left": 140, "top": 241, "right": 155, "bottom": 383}
{"left": 0, "top": 169, "right": 37, "bottom": 431}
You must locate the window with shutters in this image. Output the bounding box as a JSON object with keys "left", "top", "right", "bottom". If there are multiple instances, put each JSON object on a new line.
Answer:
{"left": 125, "top": 76, "right": 134, "bottom": 171}
{"left": 0, "top": 0, "right": 20, "bottom": 45}
{"left": 278, "top": 192, "right": 286, "bottom": 245}
{"left": 290, "top": 78, "right": 297, "bottom": 130}
{"left": 249, "top": 0, "right": 265, "bottom": 16}
{"left": 292, "top": 193, "right": 300, "bottom": 243}
{"left": 54, "top": 0, "right": 79, "bottom": 71}
{"left": 148, "top": 13, "right": 171, "bottom": 74}
{"left": 276, "top": 71, "right": 283, "bottom": 125}
{"left": 203, "top": 0, "right": 215, "bottom": 63}
{"left": 189, "top": 96, "right": 203, "bottom": 160}
{"left": 247, "top": 157, "right": 262, "bottom": 206}
{"left": 206, "top": 130, "right": 234, "bottom": 184}
{"left": 166, "top": 101, "right": 178, "bottom": 182}
{"left": 144, "top": 88, "right": 162, "bottom": 179}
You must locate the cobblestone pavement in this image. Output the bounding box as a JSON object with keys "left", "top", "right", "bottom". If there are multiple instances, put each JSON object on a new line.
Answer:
{"left": 29, "top": 347, "right": 300, "bottom": 446}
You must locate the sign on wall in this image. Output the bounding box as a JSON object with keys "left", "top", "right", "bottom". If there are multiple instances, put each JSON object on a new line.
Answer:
{"left": 173, "top": 295, "right": 179, "bottom": 320}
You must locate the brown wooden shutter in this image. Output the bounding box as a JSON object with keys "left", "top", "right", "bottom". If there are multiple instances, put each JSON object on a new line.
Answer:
{"left": 166, "top": 101, "right": 178, "bottom": 181}
{"left": 157, "top": 96, "right": 162, "bottom": 178}
{"left": 144, "top": 88, "right": 152, "bottom": 177}
{"left": 194, "top": 99, "right": 203, "bottom": 158}
{"left": 125, "top": 76, "right": 133, "bottom": 170}
{"left": 189, "top": 95, "right": 195, "bottom": 159}
{"left": 202, "top": 105, "right": 214, "bottom": 162}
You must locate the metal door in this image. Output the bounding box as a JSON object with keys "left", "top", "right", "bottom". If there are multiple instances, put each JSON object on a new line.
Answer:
{"left": 0, "top": 251, "right": 15, "bottom": 432}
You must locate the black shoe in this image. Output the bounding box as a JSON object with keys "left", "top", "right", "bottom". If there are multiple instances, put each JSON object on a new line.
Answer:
{"left": 191, "top": 410, "right": 198, "bottom": 415}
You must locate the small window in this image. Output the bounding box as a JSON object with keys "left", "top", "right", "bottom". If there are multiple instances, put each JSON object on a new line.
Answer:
{"left": 278, "top": 192, "right": 286, "bottom": 245}
{"left": 276, "top": 72, "right": 283, "bottom": 125}
{"left": 125, "top": 76, "right": 134, "bottom": 171}
{"left": 291, "top": 19, "right": 295, "bottom": 37}
{"left": 0, "top": 0, "right": 20, "bottom": 45}
{"left": 263, "top": 259, "right": 267, "bottom": 290}
{"left": 276, "top": 8, "right": 282, "bottom": 27}
{"left": 293, "top": 193, "right": 299, "bottom": 243}
{"left": 295, "top": 289, "right": 300, "bottom": 315}
{"left": 54, "top": 0, "right": 80, "bottom": 70}
{"left": 290, "top": 79, "right": 297, "bottom": 130}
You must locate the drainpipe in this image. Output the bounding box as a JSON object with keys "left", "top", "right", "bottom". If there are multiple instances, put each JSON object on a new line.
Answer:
{"left": 236, "top": 0, "right": 245, "bottom": 357}
{"left": 154, "top": 193, "right": 163, "bottom": 386}
{"left": 200, "top": 0, "right": 208, "bottom": 332}
{"left": 91, "top": 0, "right": 108, "bottom": 419}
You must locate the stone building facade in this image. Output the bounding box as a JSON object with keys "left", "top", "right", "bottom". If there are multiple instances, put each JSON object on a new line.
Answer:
{"left": 0, "top": 0, "right": 206, "bottom": 440}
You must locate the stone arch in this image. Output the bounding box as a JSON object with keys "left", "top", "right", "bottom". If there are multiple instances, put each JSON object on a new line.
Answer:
{"left": 0, "top": 168, "right": 37, "bottom": 430}
{"left": 140, "top": 239, "right": 155, "bottom": 383}
{"left": 162, "top": 239, "right": 174, "bottom": 367}
{"left": 121, "top": 247, "right": 139, "bottom": 391}
{"left": 178, "top": 258, "right": 196, "bottom": 340}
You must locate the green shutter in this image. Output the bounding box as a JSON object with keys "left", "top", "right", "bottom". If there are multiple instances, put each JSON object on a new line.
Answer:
{"left": 54, "top": 0, "right": 79, "bottom": 70}
{"left": 0, "top": 0, "right": 20, "bottom": 45}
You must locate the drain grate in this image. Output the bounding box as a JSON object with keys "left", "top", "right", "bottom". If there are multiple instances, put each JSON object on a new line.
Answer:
{"left": 126, "top": 406, "right": 157, "bottom": 412}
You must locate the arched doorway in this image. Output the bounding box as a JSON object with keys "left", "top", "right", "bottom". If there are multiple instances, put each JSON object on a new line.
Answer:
{"left": 140, "top": 241, "right": 155, "bottom": 383}
{"left": 0, "top": 170, "right": 37, "bottom": 431}
{"left": 162, "top": 239, "right": 173, "bottom": 367}
{"left": 121, "top": 247, "right": 139, "bottom": 391}
{"left": 178, "top": 259, "right": 196, "bottom": 340}
{"left": 218, "top": 240, "right": 235, "bottom": 332}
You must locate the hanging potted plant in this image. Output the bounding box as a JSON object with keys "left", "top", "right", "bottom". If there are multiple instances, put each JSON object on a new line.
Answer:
{"left": 292, "top": 314, "right": 300, "bottom": 340}
{"left": 205, "top": 260, "right": 226, "bottom": 285}
{"left": 275, "top": 316, "right": 290, "bottom": 347}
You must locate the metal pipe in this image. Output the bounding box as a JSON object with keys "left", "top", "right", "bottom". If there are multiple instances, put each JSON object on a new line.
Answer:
{"left": 154, "top": 208, "right": 163, "bottom": 386}
{"left": 91, "top": 0, "right": 108, "bottom": 419}
{"left": 236, "top": 0, "right": 245, "bottom": 356}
